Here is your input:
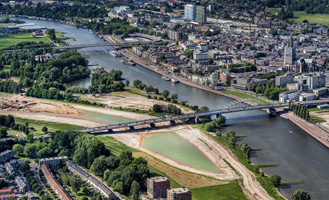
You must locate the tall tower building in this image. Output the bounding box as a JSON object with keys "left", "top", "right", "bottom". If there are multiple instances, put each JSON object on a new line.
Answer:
{"left": 184, "top": 4, "right": 196, "bottom": 21}
{"left": 283, "top": 36, "right": 296, "bottom": 66}
{"left": 196, "top": 6, "right": 207, "bottom": 24}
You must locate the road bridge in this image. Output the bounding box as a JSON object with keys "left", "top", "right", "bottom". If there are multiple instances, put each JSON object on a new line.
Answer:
{"left": 78, "top": 103, "right": 288, "bottom": 134}
{"left": 54, "top": 43, "right": 131, "bottom": 49}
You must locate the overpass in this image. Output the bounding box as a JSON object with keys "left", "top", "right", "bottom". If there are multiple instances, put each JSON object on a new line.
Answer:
{"left": 79, "top": 103, "right": 288, "bottom": 134}
{"left": 54, "top": 43, "right": 131, "bottom": 49}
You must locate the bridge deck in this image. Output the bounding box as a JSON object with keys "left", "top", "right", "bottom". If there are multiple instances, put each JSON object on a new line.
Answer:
{"left": 79, "top": 103, "right": 288, "bottom": 133}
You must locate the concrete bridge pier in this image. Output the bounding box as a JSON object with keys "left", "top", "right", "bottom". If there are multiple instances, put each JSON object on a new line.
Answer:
{"left": 129, "top": 126, "right": 135, "bottom": 131}
{"left": 195, "top": 117, "right": 200, "bottom": 124}
{"left": 150, "top": 123, "right": 156, "bottom": 128}
{"left": 170, "top": 120, "right": 176, "bottom": 126}
{"left": 214, "top": 114, "right": 219, "bottom": 120}
{"left": 267, "top": 108, "right": 277, "bottom": 116}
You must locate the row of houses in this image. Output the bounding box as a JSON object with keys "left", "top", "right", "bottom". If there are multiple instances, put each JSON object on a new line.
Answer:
{"left": 0, "top": 150, "right": 14, "bottom": 164}
{"left": 41, "top": 164, "right": 72, "bottom": 200}
{"left": 66, "top": 161, "right": 124, "bottom": 200}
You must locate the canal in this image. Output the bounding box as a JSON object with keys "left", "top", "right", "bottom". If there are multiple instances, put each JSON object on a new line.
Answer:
{"left": 4, "top": 17, "right": 329, "bottom": 199}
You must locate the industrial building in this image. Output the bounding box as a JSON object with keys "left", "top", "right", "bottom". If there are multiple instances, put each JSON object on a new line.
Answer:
{"left": 147, "top": 176, "right": 170, "bottom": 198}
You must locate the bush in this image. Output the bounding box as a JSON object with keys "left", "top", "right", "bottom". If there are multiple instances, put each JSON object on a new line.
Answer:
{"left": 41, "top": 126, "right": 48, "bottom": 133}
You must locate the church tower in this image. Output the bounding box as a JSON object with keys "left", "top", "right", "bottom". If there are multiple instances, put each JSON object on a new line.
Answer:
{"left": 283, "top": 36, "right": 296, "bottom": 66}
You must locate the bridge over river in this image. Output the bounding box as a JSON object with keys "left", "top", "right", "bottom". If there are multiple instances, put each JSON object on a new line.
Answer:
{"left": 79, "top": 102, "right": 290, "bottom": 134}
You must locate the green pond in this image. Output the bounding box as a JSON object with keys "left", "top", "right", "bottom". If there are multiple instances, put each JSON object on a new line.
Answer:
{"left": 143, "top": 132, "right": 221, "bottom": 173}
{"left": 76, "top": 109, "right": 132, "bottom": 124}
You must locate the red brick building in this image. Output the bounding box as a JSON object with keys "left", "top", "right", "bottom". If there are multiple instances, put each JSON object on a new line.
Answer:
{"left": 147, "top": 176, "right": 170, "bottom": 198}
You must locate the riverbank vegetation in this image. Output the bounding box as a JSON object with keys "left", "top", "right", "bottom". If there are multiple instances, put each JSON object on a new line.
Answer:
{"left": 289, "top": 101, "right": 310, "bottom": 120}
{"left": 251, "top": 79, "right": 287, "bottom": 100}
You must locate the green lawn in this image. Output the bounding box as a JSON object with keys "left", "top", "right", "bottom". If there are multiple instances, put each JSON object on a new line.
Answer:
{"left": 15, "top": 117, "right": 84, "bottom": 131}
{"left": 0, "top": 33, "right": 50, "bottom": 48}
{"left": 191, "top": 181, "right": 247, "bottom": 200}
{"left": 101, "top": 136, "right": 138, "bottom": 155}
{"left": 0, "top": 23, "right": 15, "bottom": 28}
{"left": 290, "top": 11, "right": 329, "bottom": 25}
{"left": 222, "top": 90, "right": 270, "bottom": 104}
{"left": 310, "top": 115, "right": 326, "bottom": 123}
{"left": 267, "top": 7, "right": 281, "bottom": 14}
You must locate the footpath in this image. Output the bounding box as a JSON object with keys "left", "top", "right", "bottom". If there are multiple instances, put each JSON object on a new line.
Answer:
{"left": 282, "top": 113, "right": 329, "bottom": 148}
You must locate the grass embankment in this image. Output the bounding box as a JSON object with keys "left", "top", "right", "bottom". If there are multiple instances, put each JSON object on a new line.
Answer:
{"left": 290, "top": 11, "right": 329, "bottom": 25}
{"left": 191, "top": 181, "right": 247, "bottom": 200}
{"left": 0, "top": 33, "right": 49, "bottom": 49}
{"left": 15, "top": 117, "right": 84, "bottom": 132}
{"left": 308, "top": 107, "right": 329, "bottom": 112}
{"left": 310, "top": 115, "right": 326, "bottom": 123}
{"left": 194, "top": 124, "right": 285, "bottom": 200}
{"left": 222, "top": 90, "right": 270, "bottom": 104}
{"left": 0, "top": 23, "right": 15, "bottom": 27}
{"left": 55, "top": 32, "right": 76, "bottom": 41}
{"left": 100, "top": 135, "right": 246, "bottom": 199}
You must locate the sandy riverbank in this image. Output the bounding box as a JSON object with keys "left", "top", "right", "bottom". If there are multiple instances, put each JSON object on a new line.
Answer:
{"left": 108, "top": 125, "right": 274, "bottom": 200}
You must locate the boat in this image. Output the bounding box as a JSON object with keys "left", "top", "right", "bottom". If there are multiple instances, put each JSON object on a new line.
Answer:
{"left": 171, "top": 78, "right": 179, "bottom": 83}
{"left": 109, "top": 50, "right": 121, "bottom": 57}
{"left": 121, "top": 59, "right": 136, "bottom": 66}
{"left": 162, "top": 76, "right": 170, "bottom": 81}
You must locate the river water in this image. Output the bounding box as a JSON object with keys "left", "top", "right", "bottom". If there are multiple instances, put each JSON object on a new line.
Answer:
{"left": 5, "top": 17, "right": 329, "bottom": 199}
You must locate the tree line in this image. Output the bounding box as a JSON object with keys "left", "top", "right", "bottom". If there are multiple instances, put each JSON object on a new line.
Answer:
{"left": 265, "top": 0, "right": 329, "bottom": 15}
{"left": 289, "top": 101, "right": 310, "bottom": 121}
{"left": 152, "top": 104, "right": 182, "bottom": 115}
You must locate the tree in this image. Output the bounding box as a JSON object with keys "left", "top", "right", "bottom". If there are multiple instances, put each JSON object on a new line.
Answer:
{"left": 125, "top": 80, "right": 130, "bottom": 87}
{"left": 12, "top": 144, "right": 24, "bottom": 155}
{"left": 130, "top": 180, "right": 140, "bottom": 200}
{"left": 200, "top": 106, "right": 209, "bottom": 113}
{"left": 27, "top": 133, "right": 34, "bottom": 143}
{"left": 183, "top": 49, "right": 193, "bottom": 59}
{"left": 82, "top": 187, "right": 90, "bottom": 195}
{"left": 270, "top": 175, "right": 281, "bottom": 187}
{"left": 171, "top": 93, "right": 178, "bottom": 100}
{"left": 90, "top": 155, "right": 108, "bottom": 176}
{"left": 205, "top": 123, "right": 214, "bottom": 132}
{"left": 162, "top": 90, "right": 169, "bottom": 98}
{"left": 0, "top": 127, "right": 7, "bottom": 138}
{"left": 24, "top": 144, "right": 36, "bottom": 158}
{"left": 290, "top": 189, "right": 311, "bottom": 200}
{"left": 70, "top": 175, "right": 82, "bottom": 194}
{"left": 41, "top": 126, "right": 48, "bottom": 133}
{"left": 104, "top": 169, "right": 111, "bottom": 180}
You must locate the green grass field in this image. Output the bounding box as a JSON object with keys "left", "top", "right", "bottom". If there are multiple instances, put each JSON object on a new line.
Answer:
{"left": 0, "top": 23, "right": 15, "bottom": 28}
{"left": 0, "top": 33, "right": 50, "bottom": 48}
{"left": 267, "top": 7, "right": 281, "bottom": 14}
{"left": 191, "top": 181, "right": 247, "bottom": 200}
{"left": 290, "top": 11, "right": 329, "bottom": 25}
{"left": 15, "top": 117, "right": 84, "bottom": 132}
{"left": 222, "top": 90, "right": 270, "bottom": 104}
{"left": 101, "top": 136, "right": 138, "bottom": 155}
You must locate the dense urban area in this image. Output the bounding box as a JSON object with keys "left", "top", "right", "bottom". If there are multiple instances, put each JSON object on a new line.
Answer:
{"left": 2, "top": 0, "right": 329, "bottom": 200}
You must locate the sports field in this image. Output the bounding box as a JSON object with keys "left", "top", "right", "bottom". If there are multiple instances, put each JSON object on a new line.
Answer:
{"left": 0, "top": 33, "right": 49, "bottom": 48}
{"left": 290, "top": 11, "right": 329, "bottom": 25}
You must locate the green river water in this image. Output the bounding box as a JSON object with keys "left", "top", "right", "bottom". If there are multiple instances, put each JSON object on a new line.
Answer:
{"left": 143, "top": 132, "right": 221, "bottom": 173}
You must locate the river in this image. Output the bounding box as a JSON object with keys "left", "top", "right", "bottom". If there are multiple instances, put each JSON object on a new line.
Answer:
{"left": 4, "top": 17, "right": 329, "bottom": 199}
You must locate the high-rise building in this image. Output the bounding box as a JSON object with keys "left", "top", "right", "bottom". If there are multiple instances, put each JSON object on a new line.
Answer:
{"left": 147, "top": 176, "right": 170, "bottom": 198}
{"left": 184, "top": 4, "right": 196, "bottom": 21}
{"left": 167, "top": 187, "right": 192, "bottom": 200}
{"left": 283, "top": 36, "right": 296, "bottom": 66}
{"left": 196, "top": 6, "right": 207, "bottom": 24}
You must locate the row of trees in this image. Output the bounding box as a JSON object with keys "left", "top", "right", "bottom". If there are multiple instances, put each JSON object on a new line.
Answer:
{"left": 20, "top": 162, "right": 47, "bottom": 198}
{"left": 289, "top": 101, "right": 310, "bottom": 121}
{"left": 228, "top": 62, "right": 257, "bottom": 73}
{"left": 265, "top": 0, "right": 329, "bottom": 14}
{"left": 152, "top": 104, "right": 182, "bottom": 115}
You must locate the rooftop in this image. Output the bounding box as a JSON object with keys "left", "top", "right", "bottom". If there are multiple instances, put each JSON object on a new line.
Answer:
{"left": 148, "top": 176, "right": 169, "bottom": 182}
{"left": 168, "top": 187, "right": 191, "bottom": 194}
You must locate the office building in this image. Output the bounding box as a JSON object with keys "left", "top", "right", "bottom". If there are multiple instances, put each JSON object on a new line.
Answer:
{"left": 184, "top": 4, "right": 196, "bottom": 21}
{"left": 196, "top": 6, "right": 206, "bottom": 24}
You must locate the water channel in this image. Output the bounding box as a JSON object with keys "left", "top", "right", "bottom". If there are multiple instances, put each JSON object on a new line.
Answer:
{"left": 4, "top": 17, "right": 329, "bottom": 199}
